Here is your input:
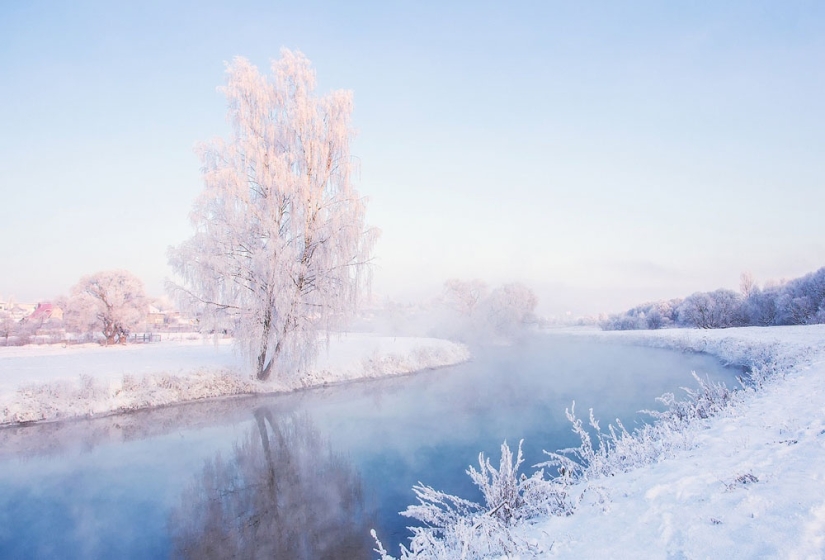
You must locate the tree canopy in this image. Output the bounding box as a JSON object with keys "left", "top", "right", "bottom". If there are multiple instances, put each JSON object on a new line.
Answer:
{"left": 170, "top": 49, "right": 377, "bottom": 381}
{"left": 65, "top": 270, "right": 148, "bottom": 345}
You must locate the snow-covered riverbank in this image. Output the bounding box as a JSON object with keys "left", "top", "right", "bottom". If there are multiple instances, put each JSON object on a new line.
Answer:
{"left": 0, "top": 334, "right": 470, "bottom": 425}
{"left": 502, "top": 325, "right": 825, "bottom": 558}
{"left": 375, "top": 325, "right": 825, "bottom": 559}
{"left": 513, "top": 325, "right": 825, "bottom": 558}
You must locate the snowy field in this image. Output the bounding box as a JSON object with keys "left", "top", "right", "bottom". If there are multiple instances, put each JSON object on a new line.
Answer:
{"left": 0, "top": 333, "right": 470, "bottom": 424}
{"left": 511, "top": 325, "right": 825, "bottom": 559}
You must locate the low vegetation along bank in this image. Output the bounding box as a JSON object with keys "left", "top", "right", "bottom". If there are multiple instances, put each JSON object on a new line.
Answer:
{"left": 0, "top": 335, "right": 470, "bottom": 425}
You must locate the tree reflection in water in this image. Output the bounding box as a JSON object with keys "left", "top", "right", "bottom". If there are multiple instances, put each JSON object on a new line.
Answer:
{"left": 169, "top": 407, "right": 375, "bottom": 559}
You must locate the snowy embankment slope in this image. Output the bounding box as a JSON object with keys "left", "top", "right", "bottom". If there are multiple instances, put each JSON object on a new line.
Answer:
{"left": 0, "top": 333, "right": 470, "bottom": 425}
{"left": 510, "top": 325, "right": 825, "bottom": 559}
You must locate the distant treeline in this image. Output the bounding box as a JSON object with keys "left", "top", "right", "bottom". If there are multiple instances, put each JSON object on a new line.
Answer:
{"left": 601, "top": 266, "right": 825, "bottom": 330}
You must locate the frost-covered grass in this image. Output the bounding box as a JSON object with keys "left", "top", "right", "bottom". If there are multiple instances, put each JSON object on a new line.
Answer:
{"left": 375, "top": 325, "right": 825, "bottom": 559}
{"left": 0, "top": 334, "right": 470, "bottom": 425}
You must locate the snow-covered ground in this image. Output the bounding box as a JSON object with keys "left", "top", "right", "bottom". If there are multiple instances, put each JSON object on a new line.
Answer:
{"left": 0, "top": 333, "right": 470, "bottom": 425}
{"left": 508, "top": 325, "right": 825, "bottom": 559}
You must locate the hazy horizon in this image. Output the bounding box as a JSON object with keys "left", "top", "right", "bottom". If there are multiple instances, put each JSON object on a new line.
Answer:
{"left": 2, "top": 1, "right": 824, "bottom": 316}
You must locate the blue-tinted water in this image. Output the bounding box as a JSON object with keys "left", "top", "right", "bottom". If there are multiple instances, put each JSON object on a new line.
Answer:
{"left": 0, "top": 334, "right": 742, "bottom": 559}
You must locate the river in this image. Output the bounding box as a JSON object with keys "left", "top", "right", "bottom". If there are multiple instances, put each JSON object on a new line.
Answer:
{"left": 0, "top": 334, "right": 742, "bottom": 559}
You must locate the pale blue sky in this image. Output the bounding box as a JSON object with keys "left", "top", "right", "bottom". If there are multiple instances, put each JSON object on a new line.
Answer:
{"left": 1, "top": 1, "right": 824, "bottom": 314}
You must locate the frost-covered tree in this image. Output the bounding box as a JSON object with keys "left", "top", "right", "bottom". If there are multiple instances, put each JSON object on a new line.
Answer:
{"left": 740, "top": 285, "right": 776, "bottom": 326}
{"left": 600, "top": 299, "right": 682, "bottom": 331}
{"left": 482, "top": 283, "right": 538, "bottom": 336}
{"left": 0, "top": 310, "right": 17, "bottom": 345}
{"left": 169, "top": 50, "right": 377, "bottom": 381}
{"left": 676, "top": 289, "right": 743, "bottom": 329}
{"left": 739, "top": 271, "right": 757, "bottom": 298}
{"left": 602, "top": 266, "right": 825, "bottom": 331}
{"left": 442, "top": 279, "right": 488, "bottom": 316}
{"left": 65, "top": 270, "right": 148, "bottom": 345}
{"left": 773, "top": 267, "right": 825, "bottom": 325}
{"left": 435, "top": 280, "right": 539, "bottom": 342}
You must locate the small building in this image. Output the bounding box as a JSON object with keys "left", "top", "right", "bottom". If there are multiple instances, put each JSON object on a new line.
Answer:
{"left": 28, "top": 302, "right": 62, "bottom": 322}
{"left": 9, "top": 302, "right": 37, "bottom": 321}
{"left": 147, "top": 305, "right": 166, "bottom": 327}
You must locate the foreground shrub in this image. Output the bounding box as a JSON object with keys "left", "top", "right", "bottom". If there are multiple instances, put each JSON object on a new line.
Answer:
{"left": 374, "top": 440, "right": 572, "bottom": 559}
{"left": 377, "top": 371, "right": 743, "bottom": 559}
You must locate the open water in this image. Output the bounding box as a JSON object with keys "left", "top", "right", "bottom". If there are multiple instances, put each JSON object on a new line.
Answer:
{"left": 0, "top": 334, "right": 743, "bottom": 559}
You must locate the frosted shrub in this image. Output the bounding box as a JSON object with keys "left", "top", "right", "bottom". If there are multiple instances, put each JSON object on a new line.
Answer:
{"left": 538, "top": 403, "right": 630, "bottom": 481}
{"left": 474, "top": 441, "right": 526, "bottom": 523}
{"left": 541, "top": 374, "right": 739, "bottom": 484}
{"left": 2, "top": 370, "right": 258, "bottom": 424}
{"left": 121, "top": 374, "right": 140, "bottom": 392}
{"left": 648, "top": 372, "right": 736, "bottom": 423}
{"left": 467, "top": 440, "right": 572, "bottom": 523}
{"left": 383, "top": 335, "right": 794, "bottom": 559}
{"left": 374, "top": 441, "right": 570, "bottom": 559}
{"left": 77, "top": 374, "right": 102, "bottom": 401}
{"left": 381, "top": 373, "right": 741, "bottom": 558}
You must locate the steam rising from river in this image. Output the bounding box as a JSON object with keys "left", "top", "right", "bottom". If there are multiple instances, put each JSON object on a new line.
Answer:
{"left": 0, "top": 335, "right": 741, "bottom": 557}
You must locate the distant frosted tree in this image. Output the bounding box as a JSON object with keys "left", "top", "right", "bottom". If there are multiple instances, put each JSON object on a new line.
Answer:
{"left": 676, "top": 289, "right": 742, "bottom": 329}
{"left": 739, "top": 271, "right": 757, "bottom": 298}
{"left": 600, "top": 299, "right": 682, "bottom": 331}
{"left": 169, "top": 50, "right": 377, "bottom": 381}
{"left": 603, "top": 265, "right": 825, "bottom": 331}
{"left": 741, "top": 285, "right": 776, "bottom": 326}
{"left": 773, "top": 267, "right": 825, "bottom": 325}
{"left": 482, "top": 283, "right": 538, "bottom": 336}
{"left": 442, "top": 279, "right": 488, "bottom": 316}
{"left": 66, "top": 270, "right": 148, "bottom": 344}
{"left": 0, "top": 310, "right": 17, "bottom": 345}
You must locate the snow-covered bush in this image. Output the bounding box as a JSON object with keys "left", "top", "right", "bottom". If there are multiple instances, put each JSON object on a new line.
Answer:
{"left": 2, "top": 369, "right": 255, "bottom": 424}
{"left": 538, "top": 373, "right": 738, "bottom": 487}
{"left": 374, "top": 440, "right": 570, "bottom": 559}
{"left": 383, "top": 366, "right": 749, "bottom": 558}
{"left": 538, "top": 403, "right": 629, "bottom": 481}
{"left": 648, "top": 373, "right": 737, "bottom": 423}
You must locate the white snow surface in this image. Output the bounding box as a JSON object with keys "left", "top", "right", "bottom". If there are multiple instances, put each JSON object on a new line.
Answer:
{"left": 504, "top": 325, "right": 825, "bottom": 559}
{"left": 0, "top": 333, "right": 470, "bottom": 424}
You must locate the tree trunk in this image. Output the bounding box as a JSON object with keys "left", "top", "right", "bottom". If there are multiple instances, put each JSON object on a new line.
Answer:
{"left": 257, "top": 340, "right": 281, "bottom": 381}
{"left": 104, "top": 329, "right": 116, "bottom": 346}
{"left": 257, "top": 341, "right": 270, "bottom": 381}
{"left": 256, "top": 309, "right": 275, "bottom": 381}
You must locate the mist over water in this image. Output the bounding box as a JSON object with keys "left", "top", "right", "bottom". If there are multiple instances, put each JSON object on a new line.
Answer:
{"left": 0, "top": 334, "right": 742, "bottom": 558}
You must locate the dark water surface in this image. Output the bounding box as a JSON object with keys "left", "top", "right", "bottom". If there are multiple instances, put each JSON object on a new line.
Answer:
{"left": 0, "top": 334, "right": 742, "bottom": 559}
